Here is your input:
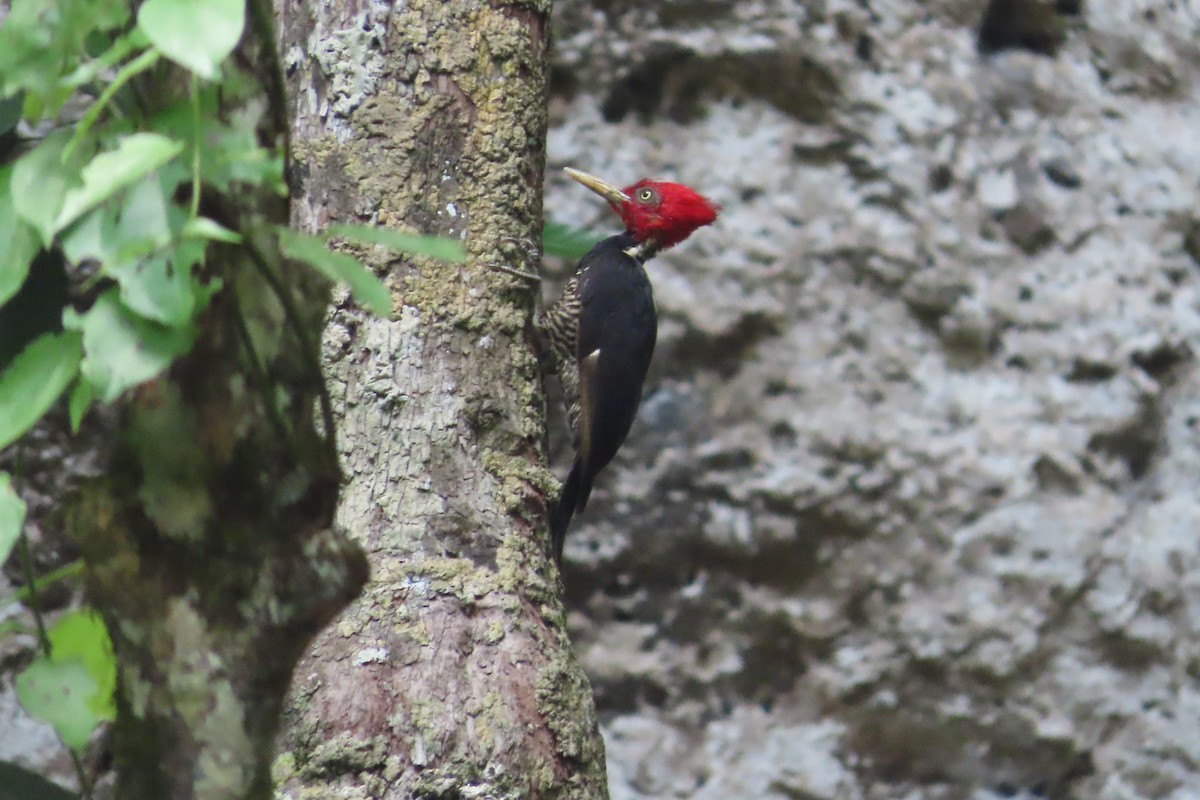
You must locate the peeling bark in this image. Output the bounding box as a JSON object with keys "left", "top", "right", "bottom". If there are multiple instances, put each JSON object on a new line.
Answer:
{"left": 274, "top": 1, "right": 608, "bottom": 798}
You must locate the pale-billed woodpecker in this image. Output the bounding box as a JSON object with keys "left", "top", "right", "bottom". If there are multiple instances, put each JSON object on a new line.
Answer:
{"left": 543, "top": 168, "right": 719, "bottom": 563}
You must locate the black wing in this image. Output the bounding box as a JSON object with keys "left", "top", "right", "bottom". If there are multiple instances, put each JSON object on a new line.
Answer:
{"left": 550, "top": 234, "right": 658, "bottom": 562}
{"left": 574, "top": 234, "right": 657, "bottom": 501}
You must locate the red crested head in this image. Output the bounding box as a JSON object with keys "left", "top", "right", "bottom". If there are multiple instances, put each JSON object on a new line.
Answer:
{"left": 565, "top": 168, "right": 720, "bottom": 251}
{"left": 616, "top": 179, "right": 721, "bottom": 249}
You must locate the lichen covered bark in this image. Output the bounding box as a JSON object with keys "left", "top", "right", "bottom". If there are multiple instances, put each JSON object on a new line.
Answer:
{"left": 274, "top": 1, "right": 607, "bottom": 797}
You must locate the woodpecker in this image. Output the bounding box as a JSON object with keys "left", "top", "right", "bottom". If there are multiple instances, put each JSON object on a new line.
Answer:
{"left": 543, "top": 167, "right": 719, "bottom": 563}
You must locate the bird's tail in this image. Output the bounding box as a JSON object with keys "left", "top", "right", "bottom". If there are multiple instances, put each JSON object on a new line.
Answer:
{"left": 549, "top": 460, "right": 594, "bottom": 565}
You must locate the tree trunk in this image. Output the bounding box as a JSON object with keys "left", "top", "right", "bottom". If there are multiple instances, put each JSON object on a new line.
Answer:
{"left": 273, "top": 1, "right": 609, "bottom": 798}
{"left": 63, "top": 4, "right": 368, "bottom": 797}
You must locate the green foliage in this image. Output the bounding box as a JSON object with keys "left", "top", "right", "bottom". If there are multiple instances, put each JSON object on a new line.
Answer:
{"left": 542, "top": 220, "right": 600, "bottom": 261}
{"left": 10, "top": 132, "right": 79, "bottom": 247}
{"left": 138, "top": 0, "right": 245, "bottom": 80}
{"left": 0, "top": 0, "right": 468, "bottom": 432}
{"left": 3, "top": 560, "right": 85, "bottom": 607}
{"left": 0, "top": 332, "right": 83, "bottom": 451}
{"left": 0, "top": 0, "right": 468, "bottom": 769}
{"left": 0, "top": 0, "right": 129, "bottom": 109}
{"left": 15, "top": 610, "right": 116, "bottom": 752}
{"left": 44, "top": 611, "right": 118, "bottom": 719}
{"left": 0, "top": 0, "right": 473, "bottom": 776}
{"left": 0, "top": 474, "right": 25, "bottom": 568}
{"left": 280, "top": 229, "right": 393, "bottom": 317}
{"left": 330, "top": 223, "right": 469, "bottom": 263}
{"left": 65, "top": 290, "right": 197, "bottom": 403}
{"left": 56, "top": 133, "right": 184, "bottom": 232}
{"left": 0, "top": 166, "right": 41, "bottom": 305}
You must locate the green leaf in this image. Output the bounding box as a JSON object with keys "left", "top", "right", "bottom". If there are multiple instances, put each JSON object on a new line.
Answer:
{"left": 182, "top": 216, "right": 242, "bottom": 243}
{"left": 62, "top": 175, "right": 167, "bottom": 268}
{"left": 0, "top": 332, "right": 83, "bottom": 451}
{"left": 279, "top": 228, "right": 391, "bottom": 317}
{"left": 60, "top": 29, "right": 146, "bottom": 90}
{"left": 104, "top": 177, "right": 203, "bottom": 326}
{"left": 138, "top": 0, "right": 246, "bottom": 80}
{"left": 63, "top": 47, "right": 162, "bottom": 163}
{"left": 0, "top": 473, "right": 25, "bottom": 568}
{"left": 64, "top": 290, "right": 195, "bottom": 403}
{"left": 15, "top": 659, "right": 101, "bottom": 751}
{"left": 56, "top": 133, "right": 184, "bottom": 233}
{"left": 0, "top": 0, "right": 130, "bottom": 103}
{"left": 199, "top": 118, "right": 284, "bottom": 194}
{"left": 0, "top": 166, "right": 42, "bottom": 306}
{"left": 542, "top": 221, "right": 600, "bottom": 261}
{"left": 0, "top": 6, "right": 62, "bottom": 101}
{"left": 69, "top": 379, "right": 93, "bottom": 433}
{"left": 11, "top": 133, "right": 75, "bottom": 247}
{"left": 16, "top": 609, "right": 117, "bottom": 751}
{"left": 46, "top": 611, "right": 116, "bottom": 721}
{"left": 117, "top": 173, "right": 173, "bottom": 245}
{"left": 327, "top": 224, "right": 468, "bottom": 263}
{"left": 62, "top": 180, "right": 216, "bottom": 330}
{"left": 109, "top": 251, "right": 196, "bottom": 328}
{"left": 60, "top": 205, "right": 116, "bottom": 266}
{"left": 1, "top": 560, "right": 84, "bottom": 607}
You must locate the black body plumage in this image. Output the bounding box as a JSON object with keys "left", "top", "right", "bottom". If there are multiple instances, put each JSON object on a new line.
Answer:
{"left": 542, "top": 233, "right": 657, "bottom": 562}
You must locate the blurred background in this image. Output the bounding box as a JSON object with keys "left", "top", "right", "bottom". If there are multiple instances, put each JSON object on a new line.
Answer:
{"left": 541, "top": 1, "right": 1200, "bottom": 798}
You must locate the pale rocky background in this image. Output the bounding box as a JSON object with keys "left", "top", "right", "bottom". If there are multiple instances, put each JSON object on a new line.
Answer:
{"left": 6, "top": 2, "right": 1200, "bottom": 799}
{"left": 543, "top": 0, "right": 1200, "bottom": 798}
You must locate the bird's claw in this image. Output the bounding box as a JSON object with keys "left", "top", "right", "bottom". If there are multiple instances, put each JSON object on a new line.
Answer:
{"left": 486, "top": 261, "right": 542, "bottom": 282}
{"left": 484, "top": 236, "right": 542, "bottom": 282}
{"left": 501, "top": 236, "right": 541, "bottom": 261}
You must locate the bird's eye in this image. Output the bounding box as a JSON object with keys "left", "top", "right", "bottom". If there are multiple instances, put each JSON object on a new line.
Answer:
{"left": 638, "top": 188, "right": 655, "bottom": 203}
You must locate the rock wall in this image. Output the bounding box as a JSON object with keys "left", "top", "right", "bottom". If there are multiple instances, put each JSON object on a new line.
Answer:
{"left": 544, "top": 1, "right": 1200, "bottom": 798}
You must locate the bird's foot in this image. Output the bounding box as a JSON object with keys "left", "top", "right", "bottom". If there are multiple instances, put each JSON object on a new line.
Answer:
{"left": 485, "top": 236, "right": 542, "bottom": 282}
{"left": 488, "top": 262, "right": 541, "bottom": 281}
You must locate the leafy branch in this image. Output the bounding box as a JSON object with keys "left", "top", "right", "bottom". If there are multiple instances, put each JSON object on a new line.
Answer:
{"left": 0, "top": 0, "right": 465, "bottom": 783}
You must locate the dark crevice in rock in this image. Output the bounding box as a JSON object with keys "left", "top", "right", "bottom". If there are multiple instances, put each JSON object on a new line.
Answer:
{"left": 1033, "top": 454, "right": 1083, "bottom": 493}
{"left": 929, "top": 163, "right": 955, "bottom": 192}
{"left": 977, "top": 0, "right": 1073, "bottom": 57}
{"left": 592, "top": 674, "right": 669, "bottom": 716}
{"left": 602, "top": 48, "right": 840, "bottom": 125}
{"left": 729, "top": 612, "right": 815, "bottom": 703}
{"left": 691, "top": 532, "right": 823, "bottom": 593}
{"left": 548, "top": 64, "right": 580, "bottom": 101}
{"left": 1043, "top": 157, "right": 1083, "bottom": 189}
{"left": 1131, "top": 340, "right": 1191, "bottom": 383}
{"left": 1006, "top": 354, "right": 1031, "bottom": 370}
{"left": 1182, "top": 219, "right": 1200, "bottom": 267}
{"left": 1066, "top": 357, "right": 1117, "bottom": 383}
{"left": 663, "top": 311, "right": 783, "bottom": 379}
{"left": 999, "top": 206, "right": 1057, "bottom": 255}
{"left": 855, "top": 33, "right": 875, "bottom": 63}
{"left": 847, "top": 703, "right": 1093, "bottom": 797}
{"left": 902, "top": 273, "right": 971, "bottom": 329}
{"left": 1097, "top": 629, "right": 1165, "bottom": 670}
{"left": 1086, "top": 400, "right": 1163, "bottom": 480}
{"left": 601, "top": 45, "right": 695, "bottom": 123}
{"left": 790, "top": 137, "right": 856, "bottom": 167}
{"left": 656, "top": 1, "right": 737, "bottom": 28}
